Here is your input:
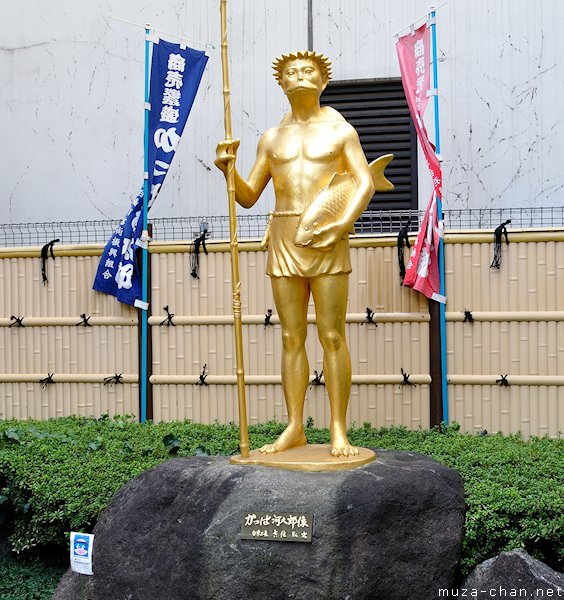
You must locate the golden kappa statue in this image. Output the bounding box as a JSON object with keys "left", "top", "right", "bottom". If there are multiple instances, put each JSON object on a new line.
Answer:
{"left": 216, "top": 51, "right": 392, "bottom": 461}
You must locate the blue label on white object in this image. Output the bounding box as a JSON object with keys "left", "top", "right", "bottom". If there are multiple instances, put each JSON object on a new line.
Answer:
{"left": 70, "top": 532, "right": 94, "bottom": 575}
{"left": 73, "top": 534, "right": 90, "bottom": 557}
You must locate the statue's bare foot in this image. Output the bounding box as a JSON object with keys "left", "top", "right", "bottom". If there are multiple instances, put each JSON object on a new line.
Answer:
{"left": 259, "top": 423, "right": 307, "bottom": 454}
{"left": 330, "top": 428, "right": 359, "bottom": 457}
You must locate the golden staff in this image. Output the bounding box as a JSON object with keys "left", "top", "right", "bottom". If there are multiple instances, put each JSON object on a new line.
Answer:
{"left": 219, "top": 0, "right": 249, "bottom": 458}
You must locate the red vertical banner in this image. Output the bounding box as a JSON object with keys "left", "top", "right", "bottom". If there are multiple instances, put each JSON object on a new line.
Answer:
{"left": 396, "top": 23, "right": 442, "bottom": 199}
{"left": 396, "top": 23, "right": 445, "bottom": 303}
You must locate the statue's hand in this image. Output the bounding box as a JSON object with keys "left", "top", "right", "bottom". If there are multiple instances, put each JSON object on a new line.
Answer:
{"left": 214, "top": 139, "right": 240, "bottom": 174}
{"left": 310, "top": 221, "right": 349, "bottom": 250}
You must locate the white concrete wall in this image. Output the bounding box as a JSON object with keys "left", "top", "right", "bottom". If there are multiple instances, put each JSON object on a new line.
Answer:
{"left": 0, "top": 0, "right": 306, "bottom": 223}
{"left": 314, "top": 0, "right": 564, "bottom": 211}
{"left": 1, "top": 0, "right": 563, "bottom": 224}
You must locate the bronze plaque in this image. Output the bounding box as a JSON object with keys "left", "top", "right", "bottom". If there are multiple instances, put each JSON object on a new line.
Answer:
{"left": 240, "top": 511, "right": 314, "bottom": 543}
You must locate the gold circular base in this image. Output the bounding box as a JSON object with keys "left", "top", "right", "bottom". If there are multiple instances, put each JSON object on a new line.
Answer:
{"left": 230, "top": 444, "right": 376, "bottom": 472}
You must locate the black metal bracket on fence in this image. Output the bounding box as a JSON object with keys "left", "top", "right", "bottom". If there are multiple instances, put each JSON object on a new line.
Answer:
{"left": 190, "top": 228, "right": 209, "bottom": 279}
{"left": 397, "top": 220, "right": 412, "bottom": 285}
{"left": 160, "top": 305, "right": 175, "bottom": 326}
{"left": 309, "top": 370, "right": 324, "bottom": 389}
{"left": 76, "top": 313, "right": 92, "bottom": 327}
{"left": 9, "top": 315, "right": 25, "bottom": 327}
{"left": 196, "top": 364, "right": 208, "bottom": 386}
{"left": 400, "top": 368, "right": 416, "bottom": 387}
{"left": 40, "top": 373, "right": 55, "bottom": 388}
{"left": 490, "top": 220, "right": 511, "bottom": 269}
{"left": 264, "top": 309, "right": 273, "bottom": 328}
{"left": 463, "top": 309, "right": 474, "bottom": 323}
{"left": 104, "top": 374, "right": 124, "bottom": 386}
{"left": 361, "top": 307, "right": 377, "bottom": 327}
{"left": 496, "top": 374, "right": 510, "bottom": 387}
{"left": 40, "top": 238, "right": 60, "bottom": 285}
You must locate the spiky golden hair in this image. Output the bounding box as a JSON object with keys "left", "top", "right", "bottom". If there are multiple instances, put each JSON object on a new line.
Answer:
{"left": 272, "top": 51, "right": 332, "bottom": 84}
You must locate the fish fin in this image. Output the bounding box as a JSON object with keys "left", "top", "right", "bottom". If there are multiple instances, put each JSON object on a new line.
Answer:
{"left": 369, "top": 154, "right": 395, "bottom": 192}
{"left": 324, "top": 172, "right": 353, "bottom": 190}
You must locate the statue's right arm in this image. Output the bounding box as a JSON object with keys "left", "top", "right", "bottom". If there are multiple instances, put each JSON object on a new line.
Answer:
{"left": 214, "top": 135, "right": 271, "bottom": 209}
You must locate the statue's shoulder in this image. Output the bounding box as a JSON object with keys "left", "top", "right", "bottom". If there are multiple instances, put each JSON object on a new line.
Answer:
{"left": 278, "top": 112, "right": 292, "bottom": 126}
{"left": 260, "top": 124, "right": 282, "bottom": 146}
{"left": 321, "top": 107, "right": 359, "bottom": 141}
{"left": 321, "top": 105, "right": 347, "bottom": 122}
{"left": 261, "top": 114, "right": 293, "bottom": 142}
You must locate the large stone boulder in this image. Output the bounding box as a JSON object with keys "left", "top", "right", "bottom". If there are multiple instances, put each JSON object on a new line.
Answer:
{"left": 54, "top": 450, "right": 465, "bottom": 600}
{"left": 458, "top": 549, "right": 564, "bottom": 598}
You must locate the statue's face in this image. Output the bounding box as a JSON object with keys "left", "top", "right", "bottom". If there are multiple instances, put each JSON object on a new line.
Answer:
{"left": 280, "top": 58, "right": 326, "bottom": 97}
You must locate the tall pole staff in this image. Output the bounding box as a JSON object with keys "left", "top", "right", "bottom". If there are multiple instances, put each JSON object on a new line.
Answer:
{"left": 394, "top": 3, "right": 448, "bottom": 426}
{"left": 140, "top": 24, "right": 152, "bottom": 424}
{"left": 429, "top": 7, "right": 449, "bottom": 424}
{"left": 219, "top": 0, "right": 250, "bottom": 458}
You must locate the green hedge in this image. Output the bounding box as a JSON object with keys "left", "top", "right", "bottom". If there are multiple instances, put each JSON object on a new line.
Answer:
{"left": 0, "top": 416, "right": 562, "bottom": 575}
{"left": 0, "top": 554, "right": 65, "bottom": 600}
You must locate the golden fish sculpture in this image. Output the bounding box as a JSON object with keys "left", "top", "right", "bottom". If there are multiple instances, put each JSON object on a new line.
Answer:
{"left": 293, "top": 153, "right": 394, "bottom": 247}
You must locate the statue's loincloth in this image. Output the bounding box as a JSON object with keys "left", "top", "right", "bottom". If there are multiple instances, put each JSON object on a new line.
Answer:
{"left": 264, "top": 211, "right": 352, "bottom": 278}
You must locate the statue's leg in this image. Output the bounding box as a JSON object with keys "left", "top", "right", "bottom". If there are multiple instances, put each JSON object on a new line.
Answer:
{"left": 259, "top": 276, "right": 309, "bottom": 454}
{"left": 310, "top": 273, "right": 358, "bottom": 457}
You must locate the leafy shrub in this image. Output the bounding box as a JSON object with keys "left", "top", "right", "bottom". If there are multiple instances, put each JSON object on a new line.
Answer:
{"left": 0, "top": 416, "right": 246, "bottom": 553}
{"left": 0, "top": 417, "right": 562, "bottom": 576}
{"left": 0, "top": 554, "right": 65, "bottom": 600}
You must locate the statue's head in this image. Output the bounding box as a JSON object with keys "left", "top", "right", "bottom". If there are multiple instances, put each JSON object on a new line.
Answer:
{"left": 272, "top": 51, "right": 332, "bottom": 86}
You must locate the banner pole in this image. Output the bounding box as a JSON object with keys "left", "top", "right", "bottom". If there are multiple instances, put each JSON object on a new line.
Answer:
{"left": 140, "top": 24, "right": 152, "bottom": 424}
{"left": 219, "top": 0, "right": 250, "bottom": 457}
{"left": 430, "top": 7, "right": 449, "bottom": 424}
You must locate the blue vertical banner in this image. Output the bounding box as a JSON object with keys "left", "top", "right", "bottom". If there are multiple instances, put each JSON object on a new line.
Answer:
{"left": 93, "top": 39, "right": 208, "bottom": 305}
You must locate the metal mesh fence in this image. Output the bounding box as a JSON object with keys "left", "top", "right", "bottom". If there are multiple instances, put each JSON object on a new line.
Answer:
{"left": 151, "top": 215, "right": 270, "bottom": 243}
{"left": 438, "top": 206, "right": 564, "bottom": 230}
{"left": 0, "top": 220, "right": 123, "bottom": 247}
{"left": 0, "top": 207, "right": 562, "bottom": 247}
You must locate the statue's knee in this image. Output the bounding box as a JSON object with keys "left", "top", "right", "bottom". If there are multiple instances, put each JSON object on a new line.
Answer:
{"left": 319, "top": 330, "right": 343, "bottom": 352}
{"left": 281, "top": 330, "right": 305, "bottom": 352}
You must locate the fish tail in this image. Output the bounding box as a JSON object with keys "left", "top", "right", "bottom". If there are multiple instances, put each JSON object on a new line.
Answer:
{"left": 369, "top": 154, "right": 395, "bottom": 192}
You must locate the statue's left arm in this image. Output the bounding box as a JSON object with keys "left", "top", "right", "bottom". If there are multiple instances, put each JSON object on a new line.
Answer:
{"left": 313, "top": 124, "right": 375, "bottom": 249}
{"left": 339, "top": 124, "right": 376, "bottom": 225}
